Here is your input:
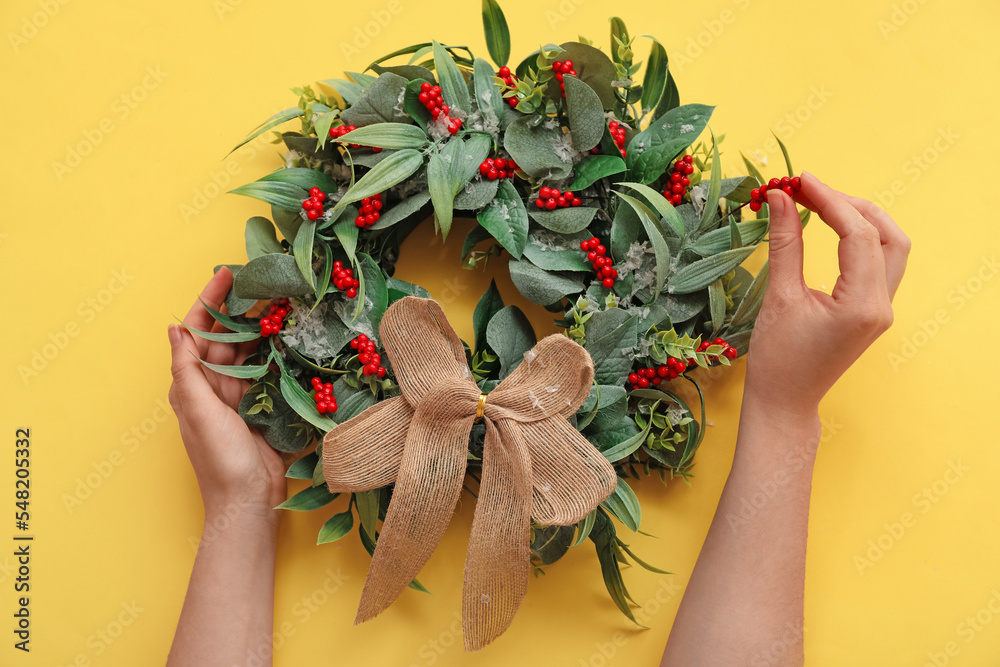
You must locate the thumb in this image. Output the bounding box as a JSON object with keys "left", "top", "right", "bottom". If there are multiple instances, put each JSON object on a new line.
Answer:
{"left": 168, "top": 324, "right": 211, "bottom": 407}
{"left": 765, "top": 189, "right": 805, "bottom": 288}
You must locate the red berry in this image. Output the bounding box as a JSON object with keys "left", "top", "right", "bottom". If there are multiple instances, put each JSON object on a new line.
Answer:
{"left": 628, "top": 373, "right": 639, "bottom": 384}
{"left": 602, "top": 277, "right": 614, "bottom": 288}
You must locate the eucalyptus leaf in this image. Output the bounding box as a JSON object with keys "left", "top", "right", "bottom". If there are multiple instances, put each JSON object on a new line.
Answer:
{"left": 245, "top": 217, "right": 284, "bottom": 260}
{"left": 508, "top": 257, "right": 585, "bottom": 306}
{"left": 454, "top": 177, "right": 500, "bottom": 211}
{"left": 521, "top": 233, "right": 591, "bottom": 271}
{"left": 503, "top": 116, "right": 572, "bottom": 181}
{"left": 340, "top": 72, "right": 410, "bottom": 127}
{"left": 569, "top": 155, "right": 626, "bottom": 192}
{"left": 528, "top": 206, "right": 597, "bottom": 234}
{"left": 477, "top": 180, "right": 529, "bottom": 258}
{"left": 557, "top": 42, "right": 617, "bottom": 109}
{"left": 233, "top": 253, "right": 312, "bottom": 299}
{"left": 626, "top": 104, "right": 715, "bottom": 184}
{"left": 485, "top": 305, "right": 536, "bottom": 378}
{"left": 563, "top": 75, "right": 604, "bottom": 152}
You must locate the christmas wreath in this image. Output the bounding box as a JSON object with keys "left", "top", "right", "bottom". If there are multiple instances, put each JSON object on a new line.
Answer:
{"left": 191, "top": 0, "right": 807, "bottom": 649}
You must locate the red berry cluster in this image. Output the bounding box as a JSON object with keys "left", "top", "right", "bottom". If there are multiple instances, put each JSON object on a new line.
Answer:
{"left": 496, "top": 66, "right": 520, "bottom": 108}
{"left": 301, "top": 187, "right": 327, "bottom": 221}
{"left": 627, "top": 357, "right": 688, "bottom": 389}
{"left": 350, "top": 334, "right": 387, "bottom": 378}
{"left": 310, "top": 377, "right": 338, "bottom": 415}
{"left": 697, "top": 337, "right": 739, "bottom": 360}
{"left": 580, "top": 236, "right": 618, "bottom": 289}
{"left": 354, "top": 193, "right": 383, "bottom": 229}
{"left": 331, "top": 260, "right": 359, "bottom": 299}
{"left": 749, "top": 176, "right": 801, "bottom": 212}
{"left": 478, "top": 157, "right": 519, "bottom": 180}
{"left": 417, "top": 83, "right": 463, "bottom": 134}
{"left": 551, "top": 60, "right": 577, "bottom": 97}
{"left": 259, "top": 298, "right": 291, "bottom": 337}
{"left": 329, "top": 124, "right": 382, "bottom": 153}
{"left": 663, "top": 155, "right": 694, "bottom": 206}
{"left": 609, "top": 120, "right": 627, "bottom": 157}
{"left": 535, "top": 186, "right": 581, "bottom": 210}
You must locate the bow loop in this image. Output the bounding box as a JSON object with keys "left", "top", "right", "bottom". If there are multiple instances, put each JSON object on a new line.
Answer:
{"left": 322, "top": 297, "right": 616, "bottom": 651}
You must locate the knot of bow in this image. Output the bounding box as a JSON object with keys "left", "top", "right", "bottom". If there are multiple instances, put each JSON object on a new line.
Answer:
{"left": 322, "top": 297, "right": 617, "bottom": 650}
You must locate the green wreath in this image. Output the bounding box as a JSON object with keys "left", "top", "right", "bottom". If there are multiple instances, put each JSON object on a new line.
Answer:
{"left": 192, "top": 1, "right": 805, "bottom": 621}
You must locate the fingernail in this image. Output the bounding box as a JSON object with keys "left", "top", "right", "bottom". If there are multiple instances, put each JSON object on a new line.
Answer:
{"left": 168, "top": 324, "right": 182, "bottom": 348}
{"left": 801, "top": 171, "right": 816, "bottom": 183}
{"left": 766, "top": 189, "right": 786, "bottom": 217}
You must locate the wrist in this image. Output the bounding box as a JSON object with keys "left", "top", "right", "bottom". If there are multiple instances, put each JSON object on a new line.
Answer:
{"left": 738, "top": 383, "right": 823, "bottom": 457}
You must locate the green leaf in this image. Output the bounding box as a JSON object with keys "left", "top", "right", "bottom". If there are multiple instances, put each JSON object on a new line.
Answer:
{"left": 278, "top": 372, "right": 337, "bottom": 432}
{"left": 476, "top": 180, "right": 529, "bottom": 258}
{"left": 651, "top": 70, "right": 680, "bottom": 120}
{"left": 617, "top": 540, "right": 670, "bottom": 574}
{"left": 386, "top": 277, "right": 432, "bottom": 302}
{"left": 626, "top": 104, "right": 715, "bottom": 184}
{"left": 522, "top": 233, "right": 591, "bottom": 271}
{"left": 615, "top": 192, "right": 671, "bottom": 299}
{"left": 334, "top": 123, "right": 429, "bottom": 149}
{"left": 670, "top": 246, "right": 757, "bottom": 295}
{"left": 321, "top": 78, "right": 363, "bottom": 105}
{"left": 427, "top": 149, "right": 455, "bottom": 239}
{"left": 461, "top": 224, "right": 494, "bottom": 262}
{"left": 277, "top": 485, "right": 338, "bottom": 511}
{"left": 245, "top": 217, "right": 284, "bottom": 260}
{"left": 589, "top": 509, "right": 641, "bottom": 623}
{"left": 508, "top": 257, "right": 584, "bottom": 306}
{"left": 528, "top": 206, "right": 597, "bottom": 234}
{"left": 485, "top": 305, "right": 537, "bottom": 378}
{"left": 370, "top": 63, "right": 435, "bottom": 81}
{"left": 178, "top": 320, "right": 260, "bottom": 343}
{"left": 689, "top": 219, "right": 768, "bottom": 256}
{"left": 503, "top": 116, "right": 572, "bottom": 181}
{"left": 481, "top": 0, "right": 511, "bottom": 67}
{"left": 569, "top": 155, "right": 626, "bottom": 191}
{"left": 318, "top": 510, "right": 354, "bottom": 544}
{"left": 286, "top": 452, "right": 319, "bottom": 479}
{"left": 599, "top": 415, "right": 653, "bottom": 462}
{"left": 473, "top": 281, "right": 504, "bottom": 355}
{"left": 331, "top": 214, "right": 359, "bottom": 266}
{"left": 658, "top": 290, "right": 708, "bottom": 324}
{"left": 196, "top": 357, "right": 271, "bottom": 379}
{"left": 774, "top": 132, "right": 794, "bottom": 177}
{"left": 230, "top": 107, "right": 303, "bottom": 154}
{"left": 271, "top": 205, "right": 302, "bottom": 243}
{"left": 336, "top": 149, "right": 425, "bottom": 211}
{"left": 473, "top": 57, "right": 505, "bottom": 120}
{"left": 233, "top": 253, "right": 312, "bottom": 299}
{"left": 616, "top": 182, "right": 685, "bottom": 237}
{"left": 370, "top": 190, "right": 431, "bottom": 230}
{"left": 572, "top": 510, "right": 597, "bottom": 547}
{"left": 698, "top": 134, "right": 722, "bottom": 232}
{"left": 357, "top": 253, "right": 389, "bottom": 333}
{"left": 531, "top": 524, "right": 575, "bottom": 565}
{"left": 229, "top": 181, "right": 307, "bottom": 211}
{"left": 240, "top": 382, "right": 313, "bottom": 453}
{"left": 557, "top": 42, "right": 617, "bottom": 109}
{"left": 740, "top": 152, "right": 766, "bottom": 187}
{"left": 355, "top": 490, "right": 379, "bottom": 542}
{"left": 563, "top": 75, "right": 604, "bottom": 152}
{"left": 292, "top": 220, "right": 317, "bottom": 290}
{"left": 340, "top": 72, "right": 410, "bottom": 127}
{"left": 600, "top": 477, "right": 641, "bottom": 532}
{"left": 727, "top": 262, "right": 769, "bottom": 330}
{"left": 258, "top": 168, "right": 338, "bottom": 194}
{"left": 432, "top": 40, "right": 470, "bottom": 114}
{"left": 197, "top": 295, "right": 259, "bottom": 333}
{"left": 583, "top": 309, "right": 638, "bottom": 385}
{"left": 709, "top": 278, "right": 725, "bottom": 332}
{"left": 640, "top": 40, "right": 667, "bottom": 112}
{"left": 454, "top": 177, "right": 500, "bottom": 211}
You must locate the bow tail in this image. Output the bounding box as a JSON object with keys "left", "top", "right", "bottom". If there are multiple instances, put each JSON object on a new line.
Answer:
{"left": 355, "top": 385, "right": 476, "bottom": 624}
{"left": 462, "top": 418, "right": 532, "bottom": 651}
{"left": 323, "top": 396, "right": 412, "bottom": 492}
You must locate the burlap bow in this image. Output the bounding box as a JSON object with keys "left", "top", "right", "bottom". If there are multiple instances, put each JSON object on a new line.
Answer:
{"left": 322, "top": 297, "right": 617, "bottom": 650}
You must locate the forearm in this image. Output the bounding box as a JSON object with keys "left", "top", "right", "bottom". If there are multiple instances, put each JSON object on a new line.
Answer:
{"left": 661, "top": 385, "right": 821, "bottom": 666}
{"left": 167, "top": 506, "right": 279, "bottom": 666}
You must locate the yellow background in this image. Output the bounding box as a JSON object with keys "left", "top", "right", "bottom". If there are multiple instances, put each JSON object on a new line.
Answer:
{"left": 2, "top": 0, "right": 998, "bottom": 664}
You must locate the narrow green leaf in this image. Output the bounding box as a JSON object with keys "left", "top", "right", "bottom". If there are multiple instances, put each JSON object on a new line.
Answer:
{"left": 230, "top": 107, "right": 303, "bottom": 155}
{"left": 432, "top": 39, "right": 470, "bottom": 114}
{"left": 229, "top": 181, "right": 307, "bottom": 211}
{"left": 334, "top": 123, "right": 429, "bottom": 149}
{"left": 292, "top": 220, "right": 316, "bottom": 290}
{"left": 286, "top": 452, "right": 319, "bottom": 479}
{"left": 740, "top": 152, "right": 766, "bottom": 186}
{"left": 616, "top": 181, "right": 685, "bottom": 237}
{"left": 197, "top": 296, "right": 259, "bottom": 333}
{"left": 258, "top": 168, "right": 338, "bottom": 194}
{"left": 670, "top": 246, "right": 757, "bottom": 295}
{"left": 314, "top": 243, "right": 333, "bottom": 303}
{"left": 640, "top": 39, "right": 667, "bottom": 112}
{"left": 277, "top": 485, "right": 338, "bottom": 511}
{"left": 727, "top": 262, "right": 769, "bottom": 330}
{"left": 473, "top": 281, "right": 504, "bottom": 355}
{"left": 427, "top": 149, "right": 455, "bottom": 239}
{"left": 615, "top": 192, "right": 671, "bottom": 299}
{"left": 335, "top": 149, "right": 425, "bottom": 212}
{"left": 708, "top": 278, "right": 725, "bottom": 332}
{"left": 318, "top": 510, "right": 354, "bottom": 544}
{"left": 473, "top": 57, "right": 505, "bottom": 120}
{"left": 618, "top": 540, "right": 670, "bottom": 574}
{"left": 572, "top": 509, "right": 597, "bottom": 547}
{"left": 195, "top": 356, "right": 271, "bottom": 379}
{"left": 600, "top": 477, "right": 641, "bottom": 532}
{"left": 698, "top": 134, "right": 722, "bottom": 232}
{"left": 481, "top": 0, "right": 511, "bottom": 67}
{"left": 774, "top": 132, "right": 794, "bottom": 177}
{"left": 355, "top": 490, "right": 379, "bottom": 541}
{"left": 689, "top": 218, "right": 768, "bottom": 256}
{"left": 331, "top": 213, "right": 359, "bottom": 266}
{"left": 600, "top": 414, "right": 653, "bottom": 462}
{"left": 178, "top": 320, "right": 260, "bottom": 343}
